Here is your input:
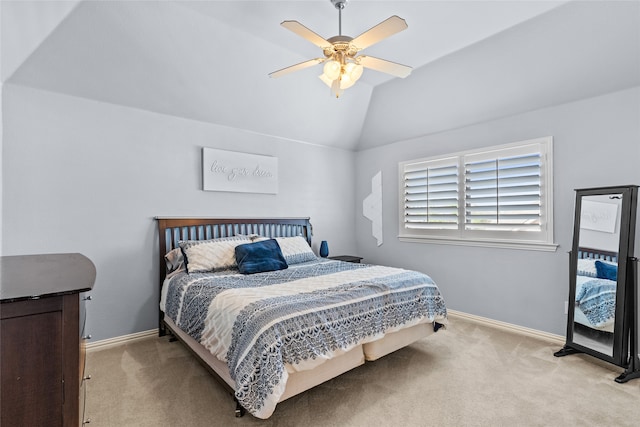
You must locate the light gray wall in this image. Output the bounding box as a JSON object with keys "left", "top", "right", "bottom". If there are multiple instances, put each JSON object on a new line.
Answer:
{"left": 355, "top": 87, "right": 640, "bottom": 336}
{"left": 357, "top": 0, "right": 640, "bottom": 150}
{"left": 6, "top": 0, "right": 373, "bottom": 151}
{"left": 2, "top": 84, "right": 358, "bottom": 341}
{"left": 1, "top": 83, "right": 3, "bottom": 256}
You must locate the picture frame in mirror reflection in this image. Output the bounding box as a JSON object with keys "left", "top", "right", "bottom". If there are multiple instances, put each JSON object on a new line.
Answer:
{"left": 580, "top": 199, "right": 619, "bottom": 233}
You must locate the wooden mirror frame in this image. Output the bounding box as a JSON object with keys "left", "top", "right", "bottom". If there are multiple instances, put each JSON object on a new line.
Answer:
{"left": 555, "top": 185, "right": 639, "bottom": 382}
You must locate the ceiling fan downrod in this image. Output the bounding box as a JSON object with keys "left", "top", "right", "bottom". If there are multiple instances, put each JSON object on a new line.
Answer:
{"left": 331, "top": 0, "right": 348, "bottom": 35}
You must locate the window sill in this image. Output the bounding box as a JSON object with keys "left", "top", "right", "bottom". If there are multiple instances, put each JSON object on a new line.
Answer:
{"left": 398, "top": 235, "right": 559, "bottom": 252}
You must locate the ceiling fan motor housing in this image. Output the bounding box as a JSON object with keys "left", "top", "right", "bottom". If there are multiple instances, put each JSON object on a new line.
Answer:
{"left": 324, "top": 36, "right": 359, "bottom": 59}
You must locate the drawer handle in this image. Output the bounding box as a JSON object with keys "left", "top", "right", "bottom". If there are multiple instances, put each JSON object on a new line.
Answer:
{"left": 84, "top": 295, "right": 93, "bottom": 301}
{"left": 84, "top": 374, "right": 92, "bottom": 380}
{"left": 83, "top": 334, "right": 92, "bottom": 340}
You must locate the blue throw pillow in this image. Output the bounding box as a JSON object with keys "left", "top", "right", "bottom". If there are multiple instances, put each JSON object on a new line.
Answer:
{"left": 595, "top": 260, "right": 617, "bottom": 281}
{"left": 235, "top": 239, "right": 288, "bottom": 275}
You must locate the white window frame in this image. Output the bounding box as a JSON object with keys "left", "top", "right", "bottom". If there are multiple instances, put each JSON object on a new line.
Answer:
{"left": 398, "top": 137, "right": 557, "bottom": 251}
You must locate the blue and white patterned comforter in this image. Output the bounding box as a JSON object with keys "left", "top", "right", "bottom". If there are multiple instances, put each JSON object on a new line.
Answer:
{"left": 575, "top": 277, "right": 616, "bottom": 328}
{"left": 162, "top": 258, "right": 447, "bottom": 418}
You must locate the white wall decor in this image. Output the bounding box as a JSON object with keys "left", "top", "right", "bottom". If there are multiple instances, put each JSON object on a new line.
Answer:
{"left": 581, "top": 199, "right": 619, "bottom": 233}
{"left": 363, "top": 171, "right": 383, "bottom": 246}
{"left": 202, "top": 148, "right": 278, "bottom": 194}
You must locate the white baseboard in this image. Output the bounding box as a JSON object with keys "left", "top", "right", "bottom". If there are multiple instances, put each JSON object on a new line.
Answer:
{"left": 86, "top": 311, "right": 565, "bottom": 353}
{"left": 447, "top": 309, "right": 565, "bottom": 345}
{"left": 86, "top": 329, "right": 158, "bottom": 352}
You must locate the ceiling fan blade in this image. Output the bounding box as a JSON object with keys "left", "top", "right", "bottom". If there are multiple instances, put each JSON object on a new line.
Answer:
{"left": 281, "top": 21, "right": 330, "bottom": 49}
{"left": 359, "top": 56, "right": 412, "bottom": 78}
{"left": 351, "top": 16, "right": 408, "bottom": 50}
{"left": 269, "top": 58, "right": 324, "bottom": 78}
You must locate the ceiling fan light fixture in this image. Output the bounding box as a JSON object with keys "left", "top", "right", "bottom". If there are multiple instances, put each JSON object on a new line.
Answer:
{"left": 323, "top": 60, "right": 342, "bottom": 80}
{"left": 339, "top": 75, "right": 356, "bottom": 90}
{"left": 344, "top": 62, "right": 364, "bottom": 82}
{"left": 319, "top": 65, "right": 361, "bottom": 95}
{"left": 319, "top": 73, "right": 348, "bottom": 98}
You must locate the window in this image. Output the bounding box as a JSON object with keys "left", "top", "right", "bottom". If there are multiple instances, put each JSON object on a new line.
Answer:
{"left": 399, "top": 137, "right": 556, "bottom": 251}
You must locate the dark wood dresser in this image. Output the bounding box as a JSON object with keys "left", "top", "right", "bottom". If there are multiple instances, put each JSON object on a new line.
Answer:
{"left": 1, "top": 253, "right": 95, "bottom": 427}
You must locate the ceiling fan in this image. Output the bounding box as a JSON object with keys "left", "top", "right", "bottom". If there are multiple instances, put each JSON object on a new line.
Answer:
{"left": 269, "top": 0, "right": 412, "bottom": 98}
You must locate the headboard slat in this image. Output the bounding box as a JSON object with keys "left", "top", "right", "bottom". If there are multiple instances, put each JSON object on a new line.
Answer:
{"left": 578, "top": 246, "right": 618, "bottom": 263}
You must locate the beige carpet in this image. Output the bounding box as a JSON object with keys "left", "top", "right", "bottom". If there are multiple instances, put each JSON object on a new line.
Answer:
{"left": 85, "top": 317, "right": 640, "bottom": 426}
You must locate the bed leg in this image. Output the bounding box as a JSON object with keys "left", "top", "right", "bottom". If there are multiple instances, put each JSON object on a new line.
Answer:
{"left": 234, "top": 399, "right": 245, "bottom": 417}
{"left": 165, "top": 330, "right": 177, "bottom": 342}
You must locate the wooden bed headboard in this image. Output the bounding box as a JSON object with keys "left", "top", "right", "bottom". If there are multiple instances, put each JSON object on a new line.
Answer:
{"left": 578, "top": 246, "right": 618, "bottom": 263}
{"left": 155, "top": 217, "right": 313, "bottom": 335}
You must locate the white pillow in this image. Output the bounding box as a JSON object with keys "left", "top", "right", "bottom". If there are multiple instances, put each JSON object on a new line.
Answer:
{"left": 577, "top": 258, "right": 597, "bottom": 277}
{"left": 179, "top": 236, "right": 251, "bottom": 273}
{"left": 275, "top": 236, "right": 317, "bottom": 265}
{"left": 164, "top": 248, "right": 184, "bottom": 273}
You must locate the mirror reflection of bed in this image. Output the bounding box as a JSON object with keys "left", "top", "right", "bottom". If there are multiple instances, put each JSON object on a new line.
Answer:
{"left": 572, "top": 193, "right": 622, "bottom": 357}
{"left": 573, "top": 248, "right": 618, "bottom": 356}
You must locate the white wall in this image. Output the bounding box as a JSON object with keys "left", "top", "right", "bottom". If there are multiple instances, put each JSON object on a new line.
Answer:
{"left": 2, "top": 84, "right": 358, "bottom": 341}
{"left": 355, "top": 87, "right": 640, "bottom": 336}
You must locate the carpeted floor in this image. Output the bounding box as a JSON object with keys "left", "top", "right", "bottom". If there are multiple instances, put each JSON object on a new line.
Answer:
{"left": 84, "top": 317, "right": 640, "bottom": 426}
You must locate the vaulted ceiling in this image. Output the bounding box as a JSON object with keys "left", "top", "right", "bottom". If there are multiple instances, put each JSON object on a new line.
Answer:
{"left": 2, "top": 1, "right": 638, "bottom": 150}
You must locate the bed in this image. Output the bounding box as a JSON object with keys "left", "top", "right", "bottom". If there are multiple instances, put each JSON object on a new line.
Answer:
{"left": 574, "top": 247, "right": 619, "bottom": 333}
{"left": 156, "top": 217, "right": 447, "bottom": 419}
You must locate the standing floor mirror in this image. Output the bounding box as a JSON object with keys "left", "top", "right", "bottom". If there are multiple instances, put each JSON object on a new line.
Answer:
{"left": 555, "top": 185, "right": 639, "bottom": 382}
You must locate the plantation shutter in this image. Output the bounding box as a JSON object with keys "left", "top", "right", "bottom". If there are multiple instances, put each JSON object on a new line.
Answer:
{"left": 464, "top": 145, "right": 542, "bottom": 232}
{"left": 403, "top": 157, "right": 459, "bottom": 230}
{"left": 399, "top": 137, "right": 553, "bottom": 249}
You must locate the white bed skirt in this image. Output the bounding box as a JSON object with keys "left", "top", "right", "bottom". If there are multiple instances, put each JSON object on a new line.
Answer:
{"left": 164, "top": 315, "right": 437, "bottom": 403}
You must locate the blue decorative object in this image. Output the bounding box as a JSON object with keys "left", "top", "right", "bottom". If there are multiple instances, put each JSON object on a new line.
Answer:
{"left": 319, "top": 240, "right": 329, "bottom": 258}
{"left": 235, "top": 239, "right": 288, "bottom": 274}
{"left": 595, "top": 260, "right": 618, "bottom": 281}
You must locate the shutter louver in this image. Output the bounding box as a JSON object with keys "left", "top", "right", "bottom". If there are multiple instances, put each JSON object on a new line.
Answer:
{"left": 465, "top": 152, "right": 542, "bottom": 231}
{"left": 403, "top": 160, "right": 459, "bottom": 230}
